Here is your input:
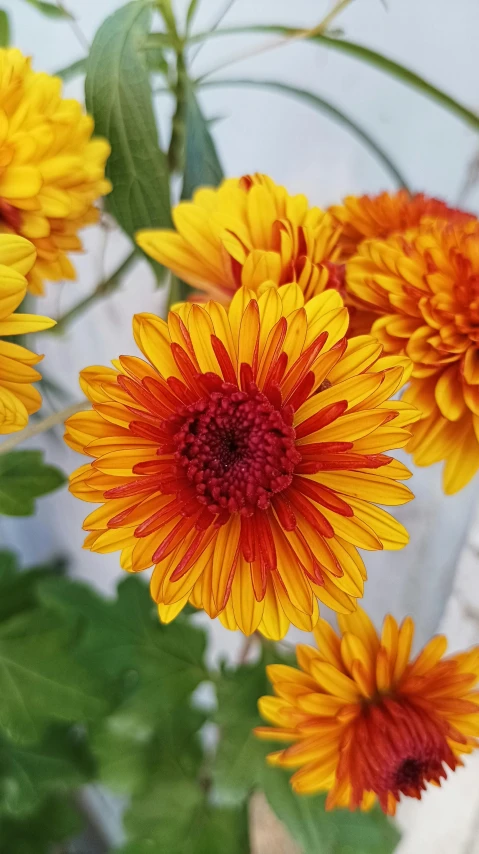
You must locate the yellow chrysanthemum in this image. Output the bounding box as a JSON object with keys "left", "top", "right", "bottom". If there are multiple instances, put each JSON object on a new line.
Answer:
{"left": 136, "top": 173, "right": 343, "bottom": 305}
{"left": 346, "top": 220, "right": 479, "bottom": 493}
{"left": 65, "top": 283, "right": 417, "bottom": 638}
{"left": 256, "top": 607, "right": 479, "bottom": 815}
{"left": 0, "top": 48, "right": 111, "bottom": 295}
{"left": 329, "top": 190, "right": 474, "bottom": 258}
{"left": 0, "top": 234, "right": 55, "bottom": 432}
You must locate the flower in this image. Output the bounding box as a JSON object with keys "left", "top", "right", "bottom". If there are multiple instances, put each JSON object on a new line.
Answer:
{"left": 136, "top": 173, "right": 343, "bottom": 305}
{"left": 256, "top": 607, "right": 479, "bottom": 814}
{"left": 0, "top": 48, "right": 111, "bottom": 295}
{"left": 329, "top": 190, "right": 474, "bottom": 258}
{"left": 0, "top": 234, "right": 55, "bottom": 432}
{"left": 346, "top": 220, "right": 479, "bottom": 493}
{"left": 65, "top": 283, "right": 417, "bottom": 638}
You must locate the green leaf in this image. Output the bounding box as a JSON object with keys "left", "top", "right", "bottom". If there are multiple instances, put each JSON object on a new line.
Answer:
{"left": 0, "top": 725, "right": 93, "bottom": 816}
{"left": 0, "top": 794, "right": 82, "bottom": 854}
{"left": 260, "top": 765, "right": 400, "bottom": 854}
{"left": 213, "top": 646, "right": 285, "bottom": 804}
{"left": 21, "top": 0, "right": 73, "bottom": 18}
{"left": 85, "top": 1, "right": 172, "bottom": 280}
{"left": 54, "top": 56, "right": 87, "bottom": 81}
{"left": 120, "top": 804, "right": 250, "bottom": 854}
{"left": 201, "top": 79, "right": 409, "bottom": 190}
{"left": 0, "top": 451, "right": 65, "bottom": 516}
{"left": 186, "top": 0, "right": 200, "bottom": 33}
{"left": 38, "top": 575, "right": 208, "bottom": 727}
{"left": 192, "top": 25, "right": 479, "bottom": 132}
{"left": 0, "top": 550, "right": 64, "bottom": 623}
{"left": 0, "top": 10, "right": 10, "bottom": 46}
{"left": 122, "top": 704, "right": 206, "bottom": 849}
{"left": 182, "top": 80, "right": 224, "bottom": 200}
{"left": 0, "top": 609, "right": 106, "bottom": 743}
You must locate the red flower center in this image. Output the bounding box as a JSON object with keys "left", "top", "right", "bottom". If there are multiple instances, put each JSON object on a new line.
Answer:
{"left": 341, "top": 697, "right": 459, "bottom": 811}
{"left": 173, "top": 385, "right": 301, "bottom": 516}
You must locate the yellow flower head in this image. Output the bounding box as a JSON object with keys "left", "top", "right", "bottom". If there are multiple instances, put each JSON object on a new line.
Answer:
{"left": 0, "top": 234, "right": 55, "bottom": 432}
{"left": 136, "top": 173, "right": 343, "bottom": 305}
{"left": 329, "top": 190, "right": 474, "bottom": 259}
{"left": 256, "top": 608, "right": 479, "bottom": 815}
{"left": 0, "top": 48, "right": 111, "bottom": 295}
{"left": 346, "top": 220, "right": 479, "bottom": 493}
{"left": 66, "top": 283, "right": 417, "bottom": 638}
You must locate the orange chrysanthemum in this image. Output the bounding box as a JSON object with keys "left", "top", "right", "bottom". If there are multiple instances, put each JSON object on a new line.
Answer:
{"left": 256, "top": 607, "right": 479, "bottom": 814}
{"left": 0, "top": 48, "right": 111, "bottom": 295}
{"left": 329, "top": 190, "right": 474, "bottom": 259}
{"left": 346, "top": 220, "right": 479, "bottom": 493}
{"left": 136, "top": 173, "right": 344, "bottom": 306}
{"left": 65, "top": 284, "right": 417, "bottom": 638}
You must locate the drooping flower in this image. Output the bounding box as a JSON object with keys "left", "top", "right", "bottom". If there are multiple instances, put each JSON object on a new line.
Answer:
{"left": 0, "top": 48, "right": 111, "bottom": 295}
{"left": 346, "top": 220, "right": 479, "bottom": 493}
{"left": 0, "top": 235, "right": 55, "bottom": 432}
{"left": 66, "top": 284, "right": 417, "bottom": 637}
{"left": 136, "top": 173, "right": 343, "bottom": 305}
{"left": 256, "top": 607, "right": 479, "bottom": 814}
{"left": 329, "top": 189, "right": 474, "bottom": 258}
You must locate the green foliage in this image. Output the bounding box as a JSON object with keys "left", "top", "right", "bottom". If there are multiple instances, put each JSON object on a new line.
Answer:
{"left": 0, "top": 450, "right": 65, "bottom": 516}
{"left": 55, "top": 56, "right": 88, "bottom": 81}
{"left": 182, "top": 80, "right": 224, "bottom": 200}
{"left": 21, "top": 0, "right": 73, "bottom": 18}
{"left": 260, "top": 767, "right": 400, "bottom": 854}
{"left": 0, "top": 10, "right": 10, "bottom": 46}
{"left": 0, "top": 794, "right": 82, "bottom": 854}
{"left": 193, "top": 24, "right": 479, "bottom": 132}
{"left": 85, "top": 1, "right": 172, "bottom": 280}
{"left": 201, "top": 79, "right": 409, "bottom": 190}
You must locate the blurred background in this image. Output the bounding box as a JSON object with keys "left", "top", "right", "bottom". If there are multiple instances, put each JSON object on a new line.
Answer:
{"left": 2, "top": 1, "right": 479, "bottom": 851}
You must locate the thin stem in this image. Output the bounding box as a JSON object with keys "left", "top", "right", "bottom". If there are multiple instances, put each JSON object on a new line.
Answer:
{"left": 0, "top": 402, "right": 87, "bottom": 455}
{"left": 52, "top": 250, "right": 137, "bottom": 335}
{"left": 55, "top": 0, "right": 90, "bottom": 53}
{"left": 196, "top": 0, "right": 355, "bottom": 81}
{"left": 238, "top": 632, "right": 259, "bottom": 665}
{"left": 190, "top": 0, "right": 239, "bottom": 64}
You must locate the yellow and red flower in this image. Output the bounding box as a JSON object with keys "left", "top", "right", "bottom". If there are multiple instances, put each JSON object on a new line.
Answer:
{"left": 65, "top": 284, "right": 417, "bottom": 638}
{"left": 256, "top": 607, "right": 479, "bottom": 814}
{"left": 136, "top": 173, "right": 343, "bottom": 305}
{"left": 346, "top": 220, "right": 479, "bottom": 493}
{"left": 0, "top": 234, "right": 55, "bottom": 432}
{"left": 329, "top": 189, "right": 474, "bottom": 258}
{"left": 0, "top": 48, "right": 111, "bottom": 295}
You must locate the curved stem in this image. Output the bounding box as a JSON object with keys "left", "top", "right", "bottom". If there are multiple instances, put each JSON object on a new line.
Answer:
{"left": 51, "top": 250, "right": 137, "bottom": 335}
{"left": 0, "top": 402, "right": 87, "bottom": 455}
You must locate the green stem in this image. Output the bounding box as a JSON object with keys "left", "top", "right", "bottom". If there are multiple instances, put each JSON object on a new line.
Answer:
{"left": 168, "top": 50, "right": 188, "bottom": 173}
{"left": 0, "top": 401, "right": 87, "bottom": 455}
{"left": 51, "top": 250, "right": 137, "bottom": 335}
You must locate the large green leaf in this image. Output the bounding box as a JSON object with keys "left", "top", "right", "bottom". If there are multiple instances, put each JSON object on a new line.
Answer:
{"left": 0, "top": 450, "right": 65, "bottom": 516}
{"left": 260, "top": 765, "right": 400, "bottom": 854}
{"left": 120, "top": 804, "right": 250, "bottom": 854}
{"left": 20, "top": 0, "right": 72, "bottom": 18}
{"left": 85, "top": 1, "right": 172, "bottom": 278}
{"left": 201, "top": 78, "right": 408, "bottom": 189}
{"left": 191, "top": 25, "right": 479, "bottom": 132}
{"left": 0, "top": 794, "right": 82, "bottom": 854}
{"left": 0, "top": 726, "right": 92, "bottom": 816}
{"left": 38, "top": 575, "right": 208, "bottom": 727}
{"left": 0, "top": 609, "right": 106, "bottom": 743}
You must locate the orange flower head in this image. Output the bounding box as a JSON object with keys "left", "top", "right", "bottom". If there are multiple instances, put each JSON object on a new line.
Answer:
{"left": 346, "top": 220, "right": 479, "bottom": 493}
{"left": 65, "top": 284, "right": 418, "bottom": 638}
{"left": 136, "top": 173, "right": 344, "bottom": 306}
{"left": 329, "top": 189, "right": 474, "bottom": 259}
{"left": 256, "top": 607, "right": 479, "bottom": 814}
